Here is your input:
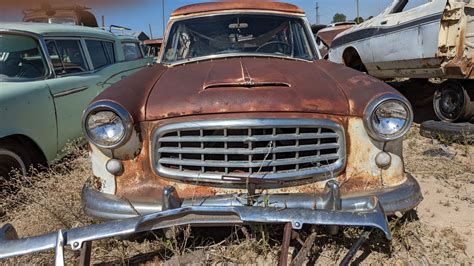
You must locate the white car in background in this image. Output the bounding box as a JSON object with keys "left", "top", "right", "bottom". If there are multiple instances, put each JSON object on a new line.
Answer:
{"left": 328, "top": 0, "right": 474, "bottom": 122}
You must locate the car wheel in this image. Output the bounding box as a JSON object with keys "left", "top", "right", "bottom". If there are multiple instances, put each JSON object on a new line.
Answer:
{"left": 420, "top": 120, "right": 474, "bottom": 143}
{"left": 433, "top": 81, "right": 474, "bottom": 122}
{"left": 0, "top": 148, "right": 28, "bottom": 190}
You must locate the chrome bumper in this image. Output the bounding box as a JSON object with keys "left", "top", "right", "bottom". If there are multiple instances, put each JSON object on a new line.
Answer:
{"left": 83, "top": 174, "right": 422, "bottom": 220}
{"left": 0, "top": 175, "right": 422, "bottom": 262}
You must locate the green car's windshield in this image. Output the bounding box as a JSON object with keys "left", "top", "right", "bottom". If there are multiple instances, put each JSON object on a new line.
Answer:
{"left": 162, "top": 14, "right": 315, "bottom": 64}
{"left": 0, "top": 33, "right": 48, "bottom": 81}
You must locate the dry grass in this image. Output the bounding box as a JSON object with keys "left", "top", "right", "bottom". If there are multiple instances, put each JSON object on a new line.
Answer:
{"left": 1, "top": 127, "right": 473, "bottom": 265}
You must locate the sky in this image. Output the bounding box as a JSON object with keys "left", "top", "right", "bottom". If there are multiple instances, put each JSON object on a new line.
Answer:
{"left": 0, "top": 0, "right": 427, "bottom": 38}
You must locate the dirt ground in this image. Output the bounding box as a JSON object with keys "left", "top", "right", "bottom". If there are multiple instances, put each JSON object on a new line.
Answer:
{"left": 0, "top": 123, "right": 472, "bottom": 265}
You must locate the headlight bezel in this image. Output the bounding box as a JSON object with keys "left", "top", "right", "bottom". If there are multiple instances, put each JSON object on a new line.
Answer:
{"left": 82, "top": 101, "right": 134, "bottom": 149}
{"left": 363, "top": 93, "right": 413, "bottom": 141}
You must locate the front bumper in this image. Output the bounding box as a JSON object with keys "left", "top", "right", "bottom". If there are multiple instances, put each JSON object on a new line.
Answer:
{"left": 83, "top": 174, "right": 422, "bottom": 220}
{"left": 0, "top": 175, "right": 422, "bottom": 261}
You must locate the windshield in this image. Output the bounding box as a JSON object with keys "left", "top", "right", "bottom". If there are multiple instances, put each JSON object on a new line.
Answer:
{"left": 162, "top": 14, "right": 315, "bottom": 64}
{"left": 0, "top": 33, "right": 48, "bottom": 81}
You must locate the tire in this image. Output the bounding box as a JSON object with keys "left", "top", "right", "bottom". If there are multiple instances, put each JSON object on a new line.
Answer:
{"left": 0, "top": 140, "right": 33, "bottom": 193}
{"left": 343, "top": 48, "right": 367, "bottom": 72}
{"left": 420, "top": 120, "right": 474, "bottom": 143}
{"left": 0, "top": 148, "right": 27, "bottom": 179}
{"left": 433, "top": 81, "right": 474, "bottom": 122}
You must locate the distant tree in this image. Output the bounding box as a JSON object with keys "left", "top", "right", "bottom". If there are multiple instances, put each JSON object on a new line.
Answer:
{"left": 332, "top": 13, "right": 347, "bottom": 23}
{"left": 354, "top": 17, "right": 365, "bottom": 24}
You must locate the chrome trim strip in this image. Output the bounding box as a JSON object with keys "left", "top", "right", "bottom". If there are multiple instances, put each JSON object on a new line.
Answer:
{"left": 52, "top": 86, "right": 89, "bottom": 98}
{"left": 151, "top": 119, "right": 346, "bottom": 185}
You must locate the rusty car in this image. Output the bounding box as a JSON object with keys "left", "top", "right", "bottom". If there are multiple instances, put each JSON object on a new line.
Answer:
{"left": 328, "top": 0, "right": 474, "bottom": 122}
{"left": 0, "top": 2, "right": 422, "bottom": 264}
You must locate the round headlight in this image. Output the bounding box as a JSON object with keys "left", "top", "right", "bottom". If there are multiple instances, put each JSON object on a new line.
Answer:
{"left": 83, "top": 101, "right": 133, "bottom": 149}
{"left": 364, "top": 94, "right": 413, "bottom": 141}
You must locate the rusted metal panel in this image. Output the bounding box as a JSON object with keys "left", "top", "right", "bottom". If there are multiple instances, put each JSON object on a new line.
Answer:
{"left": 144, "top": 58, "right": 396, "bottom": 121}
{"left": 438, "top": 1, "right": 474, "bottom": 78}
{"left": 171, "top": 2, "right": 305, "bottom": 17}
{"left": 84, "top": 112, "right": 405, "bottom": 204}
{"left": 317, "top": 24, "right": 354, "bottom": 47}
{"left": 90, "top": 63, "right": 167, "bottom": 123}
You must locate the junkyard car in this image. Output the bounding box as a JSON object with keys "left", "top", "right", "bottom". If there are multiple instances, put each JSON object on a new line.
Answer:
{"left": 82, "top": 2, "right": 421, "bottom": 223}
{"left": 0, "top": 23, "right": 151, "bottom": 180}
{"left": 0, "top": 2, "right": 422, "bottom": 261}
{"left": 328, "top": 0, "right": 474, "bottom": 122}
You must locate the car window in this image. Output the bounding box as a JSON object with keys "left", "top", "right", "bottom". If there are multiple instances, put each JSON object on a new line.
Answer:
{"left": 0, "top": 33, "right": 48, "bottom": 81}
{"left": 389, "top": 0, "right": 430, "bottom": 14}
{"left": 46, "top": 39, "right": 88, "bottom": 75}
{"left": 86, "top": 40, "right": 115, "bottom": 69}
{"left": 162, "top": 14, "right": 315, "bottom": 64}
{"left": 103, "top": 41, "right": 116, "bottom": 63}
{"left": 122, "top": 42, "right": 143, "bottom": 61}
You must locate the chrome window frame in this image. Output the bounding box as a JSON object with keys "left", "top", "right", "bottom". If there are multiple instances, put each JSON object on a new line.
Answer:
{"left": 43, "top": 37, "right": 91, "bottom": 76}
{"left": 0, "top": 29, "right": 54, "bottom": 81}
{"left": 151, "top": 119, "right": 346, "bottom": 186}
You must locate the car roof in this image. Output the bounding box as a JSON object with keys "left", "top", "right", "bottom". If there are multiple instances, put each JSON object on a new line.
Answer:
{"left": 0, "top": 22, "right": 123, "bottom": 40}
{"left": 171, "top": 2, "right": 305, "bottom": 17}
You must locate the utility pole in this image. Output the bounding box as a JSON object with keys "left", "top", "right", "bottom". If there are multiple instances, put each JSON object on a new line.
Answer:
{"left": 162, "top": 0, "right": 165, "bottom": 37}
{"left": 149, "top": 24, "right": 153, "bottom": 39}
{"left": 356, "top": 0, "right": 360, "bottom": 23}
{"left": 315, "top": 2, "right": 320, "bottom": 25}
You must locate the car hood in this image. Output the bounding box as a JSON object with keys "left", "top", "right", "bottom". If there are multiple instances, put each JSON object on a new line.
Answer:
{"left": 145, "top": 57, "right": 350, "bottom": 120}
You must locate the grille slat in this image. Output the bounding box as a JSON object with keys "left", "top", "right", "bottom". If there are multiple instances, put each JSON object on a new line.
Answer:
{"left": 158, "top": 133, "right": 339, "bottom": 143}
{"left": 158, "top": 143, "right": 340, "bottom": 155}
{"left": 154, "top": 119, "right": 345, "bottom": 182}
{"left": 159, "top": 154, "right": 340, "bottom": 168}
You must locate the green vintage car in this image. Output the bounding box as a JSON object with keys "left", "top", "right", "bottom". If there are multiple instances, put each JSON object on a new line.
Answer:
{"left": 0, "top": 22, "right": 152, "bottom": 180}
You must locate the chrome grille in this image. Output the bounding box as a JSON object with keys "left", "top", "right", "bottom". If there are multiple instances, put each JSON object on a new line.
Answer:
{"left": 153, "top": 119, "right": 345, "bottom": 183}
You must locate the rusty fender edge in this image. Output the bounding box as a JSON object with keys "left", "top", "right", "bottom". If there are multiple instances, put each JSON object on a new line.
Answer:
{"left": 0, "top": 181, "right": 400, "bottom": 260}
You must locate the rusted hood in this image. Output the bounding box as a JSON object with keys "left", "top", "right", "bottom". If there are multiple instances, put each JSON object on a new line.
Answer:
{"left": 146, "top": 58, "right": 351, "bottom": 120}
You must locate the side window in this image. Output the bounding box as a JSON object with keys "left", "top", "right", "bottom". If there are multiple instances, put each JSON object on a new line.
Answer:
{"left": 103, "top": 42, "right": 116, "bottom": 64}
{"left": 85, "top": 40, "right": 115, "bottom": 69}
{"left": 46, "top": 39, "right": 88, "bottom": 75}
{"left": 122, "top": 42, "right": 143, "bottom": 61}
{"left": 390, "top": 0, "right": 430, "bottom": 14}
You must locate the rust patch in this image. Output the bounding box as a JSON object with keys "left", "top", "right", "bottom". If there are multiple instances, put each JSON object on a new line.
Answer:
{"left": 171, "top": 2, "right": 305, "bottom": 17}
{"left": 338, "top": 175, "right": 381, "bottom": 193}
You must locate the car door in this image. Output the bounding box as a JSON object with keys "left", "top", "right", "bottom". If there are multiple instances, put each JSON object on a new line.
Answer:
{"left": 369, "top": 0, "right": 447, "bottom": 76}
{"left": 44, "top": 38, "right": 99, "bottom": 154}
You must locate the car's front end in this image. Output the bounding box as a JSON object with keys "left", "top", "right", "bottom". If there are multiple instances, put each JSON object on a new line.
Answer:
{"left": 0, "top": 2, "right": 422, "bottom": 262}
{"left": 80, "top": 3, "right": 421, "bottom": 231}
